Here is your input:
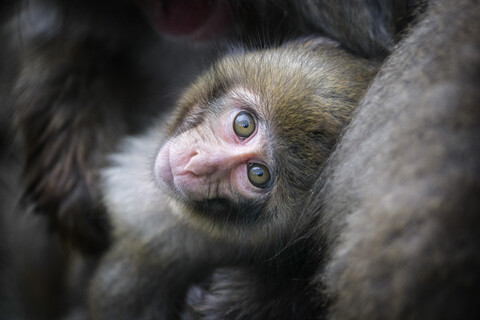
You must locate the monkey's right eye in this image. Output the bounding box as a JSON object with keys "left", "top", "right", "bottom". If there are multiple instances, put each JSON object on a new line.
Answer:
{"left": 247, "top": 163, "right": 271, "bottom": 188}
{"left": 233, "top": 111, "right": 255, "bottom": 138}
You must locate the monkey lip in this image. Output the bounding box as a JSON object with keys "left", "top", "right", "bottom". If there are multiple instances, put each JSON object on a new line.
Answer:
{"left": 137, "top": 0, "right": 233, "bottom": 41}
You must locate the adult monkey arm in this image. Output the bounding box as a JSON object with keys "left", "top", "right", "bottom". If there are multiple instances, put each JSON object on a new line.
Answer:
{"left": 314, "top": 0, "right": 480, "bottom": 318}
{"left": 7, "top": 0, "right": 157, "bottom": 253}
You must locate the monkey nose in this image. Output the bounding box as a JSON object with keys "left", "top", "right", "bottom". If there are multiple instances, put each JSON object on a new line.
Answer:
{"left": 183, "top": 148, "right": 253, "bottom": 177}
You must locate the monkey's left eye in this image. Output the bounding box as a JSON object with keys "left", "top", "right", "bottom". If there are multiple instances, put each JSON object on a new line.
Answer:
{"left": 247, "top": 163, "right": 271, "bottom": 188}
{"left": 233, "top": 111, "right": 255, "bottom": 138}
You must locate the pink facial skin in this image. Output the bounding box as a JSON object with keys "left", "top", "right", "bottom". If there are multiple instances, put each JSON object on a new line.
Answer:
{"left": 155, "top": 107, "right": 270, "bottom": 202}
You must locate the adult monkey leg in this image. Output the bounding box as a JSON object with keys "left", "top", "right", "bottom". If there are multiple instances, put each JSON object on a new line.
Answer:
{"left": 315, "top": 0, "right": 480, "bottom": 319}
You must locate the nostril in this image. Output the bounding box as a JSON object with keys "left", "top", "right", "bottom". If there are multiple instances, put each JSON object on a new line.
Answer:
{"left": 184, "top": 151, "right": 216, "bottom": 176}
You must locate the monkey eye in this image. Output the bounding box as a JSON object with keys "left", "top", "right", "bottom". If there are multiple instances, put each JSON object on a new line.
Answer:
{"left": 233, "top": 111, "right": 255, "bottom": 138}
{"left": 247, "top": 163, "right": 271, "bottom": 188}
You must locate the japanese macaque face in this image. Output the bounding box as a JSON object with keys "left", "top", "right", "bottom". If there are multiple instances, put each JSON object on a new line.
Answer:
{"left": 156, "top": 90, "right": 272, "bottom": 202}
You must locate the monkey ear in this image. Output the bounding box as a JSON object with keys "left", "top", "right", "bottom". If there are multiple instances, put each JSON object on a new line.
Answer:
{"left": 285, "top": 36, "right": 340, "bottom": 51}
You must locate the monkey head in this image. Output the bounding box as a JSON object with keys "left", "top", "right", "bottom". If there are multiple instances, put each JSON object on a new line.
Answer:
{"left": 154, "top": 39, "right": 377, "bottom": 243}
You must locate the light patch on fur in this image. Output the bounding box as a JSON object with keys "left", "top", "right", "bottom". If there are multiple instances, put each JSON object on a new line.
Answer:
{"left": 101, "top": 126, "right": 170, "bottom": 232}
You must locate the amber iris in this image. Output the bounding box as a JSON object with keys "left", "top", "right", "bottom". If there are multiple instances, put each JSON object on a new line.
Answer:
{"left": 247, "top": 163, "right": 271, "bottom": 188}
{"left": 233, "top": 111, "right": 255, "bottom": 138}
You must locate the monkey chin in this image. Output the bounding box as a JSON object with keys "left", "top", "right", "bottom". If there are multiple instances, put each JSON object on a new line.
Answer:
{"left": 154, "top": 139, "right": 176, "bottom": 196}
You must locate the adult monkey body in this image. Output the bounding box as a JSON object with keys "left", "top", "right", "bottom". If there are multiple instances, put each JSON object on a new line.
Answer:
{"left": 185, "top": 0, "right": 480, "bottom": 319}
{"left": 88, "top": 39, "right": 377, "bottom": 319}
{"left": 319, "top": 0, "right": 480, "bottom": 318}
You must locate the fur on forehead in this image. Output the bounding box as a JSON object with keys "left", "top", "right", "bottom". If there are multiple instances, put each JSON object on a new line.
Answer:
{"left": 171, "top": 37, "right": 375, "bottom": 130}
{"left": 171, "top": 44, "right": 336, "bottom": 124}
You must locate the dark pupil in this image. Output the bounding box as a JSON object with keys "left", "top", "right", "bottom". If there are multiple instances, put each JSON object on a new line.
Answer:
{"left": 241, "top": 121, "right": 249, "bottom": 128}
{"left": 251, "top": 167, "right": 263, "bottom": 177}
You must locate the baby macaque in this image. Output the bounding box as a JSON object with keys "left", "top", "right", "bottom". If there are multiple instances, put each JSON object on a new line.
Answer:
{"left": 88, "top": 37, "right": 377, "bottom": 319}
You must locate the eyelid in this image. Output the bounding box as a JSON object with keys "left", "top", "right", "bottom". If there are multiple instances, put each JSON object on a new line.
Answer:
{"left": 238, "top": 105, "right": 258, "bottom": 120}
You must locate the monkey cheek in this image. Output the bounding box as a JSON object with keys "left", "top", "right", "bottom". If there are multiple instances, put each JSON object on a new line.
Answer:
{"left": 170, "top": 168, "right": 242, "bottom": 202}
{"left": 170, "top": 175, "right": 207, "bottom": 201}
